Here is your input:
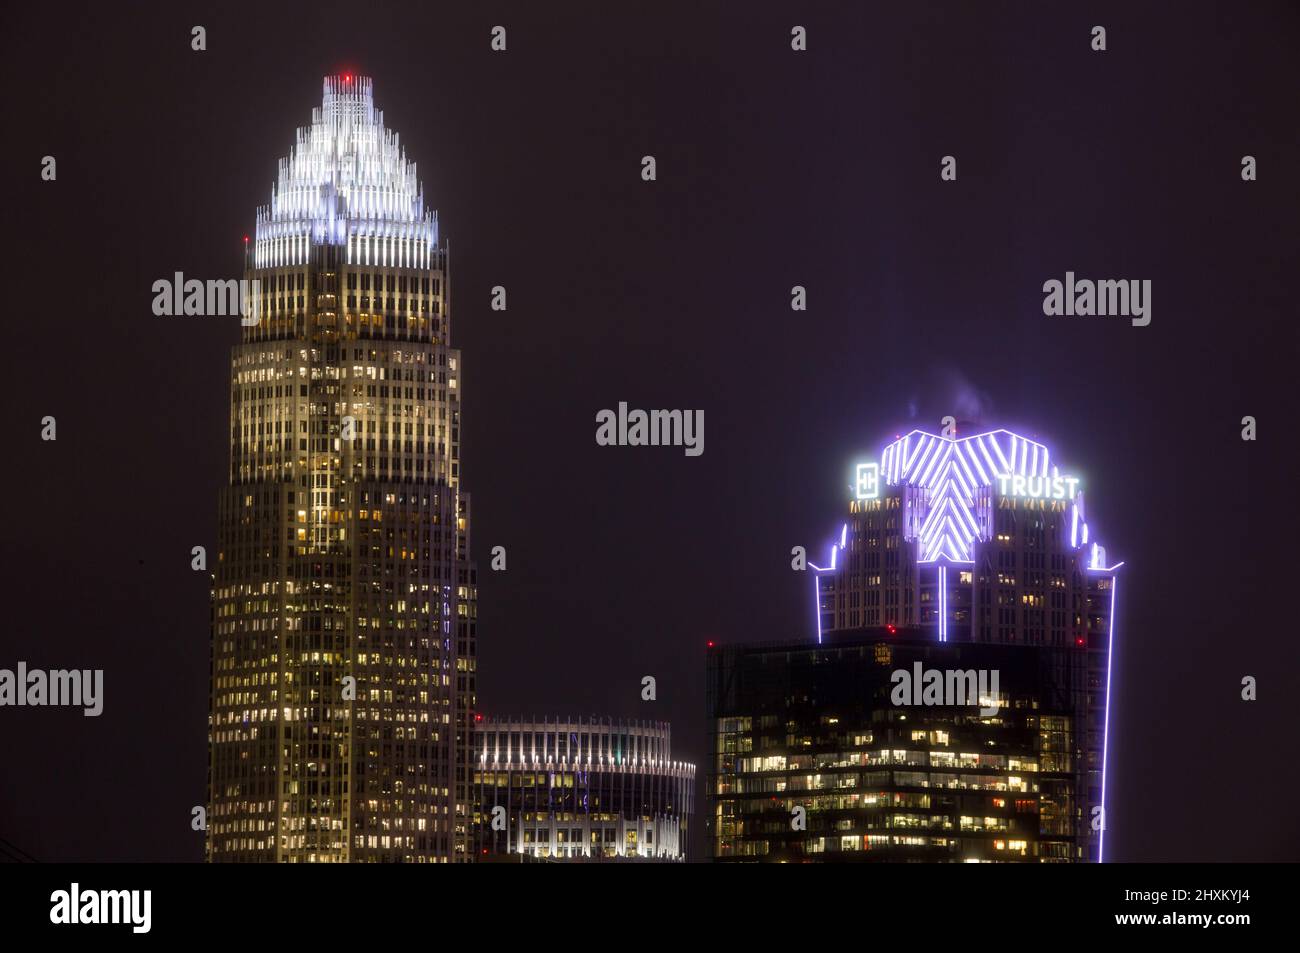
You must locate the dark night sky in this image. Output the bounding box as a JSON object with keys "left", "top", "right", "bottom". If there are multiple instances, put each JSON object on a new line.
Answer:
{"left": 2, "top": 1, "right": 1297, "bottom": 862}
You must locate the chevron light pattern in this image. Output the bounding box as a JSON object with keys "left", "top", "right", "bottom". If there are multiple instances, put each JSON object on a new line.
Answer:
{"left": 879, "top": 429, "right": 1059, "bottom": 564}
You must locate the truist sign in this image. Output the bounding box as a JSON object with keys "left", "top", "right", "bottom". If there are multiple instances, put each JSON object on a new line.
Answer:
{"left": 996, "top": 472, "right": 1080, "bottom": 501}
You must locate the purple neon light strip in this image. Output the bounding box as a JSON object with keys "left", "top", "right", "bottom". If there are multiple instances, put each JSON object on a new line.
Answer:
{"left": 963, "top": 441, "right": 989, "bottom": 484}
{"left": 923, "top": 514, "right": 972, "bottom": 562}
{"left": 918, "top": 441, "right": 949, "bottom": 487}
{"left": 919, "top": 435, "right": 941, "bottom": 480}
{"left": 951, "top": 526, "right": 973, "bottom": 561}
{"left": 988, "top": 434, "right": 1013, "bottom": 475}
{"left": 903, "top": 435, "right": 923, "bottom": 479}
{"left": 918, "top": 553, "right": 974, "bottom": 566}
{"left": 938, "top": 565, "right": 947, "bottom": 642}
{"left": 976, "top": 435, "right": 1001, "bottom": 479}
{"left": 952, "top": 466, "right": 974, "bottom": 500}
{"left": 945, "top": 530, "right": 968, "bottom": 562}
{"left": 1087, "top": 560, "right": 1126, "bottom": 572}
{"left": 910, "top": 436, "right": 936, "bottom": 483}
{"left": 1099, "top": 574, "right": 1118, "bottom": 863}
{"left": 953, "top": 449, "right": 978, "bottom": 494}
{"left": 923, "top": 500, "right": 953, "bottom": 543}
{"left": 920, "top": 500, "right": 950, "bottom": 545}
{"left": 952, "top": 492, "right": 980, "bottom": 536}
{"left": 920, "top": 442, "right": 946, "bottom": 485}
{"left": 814, "top": 574, "right": 823, "bottom": 644}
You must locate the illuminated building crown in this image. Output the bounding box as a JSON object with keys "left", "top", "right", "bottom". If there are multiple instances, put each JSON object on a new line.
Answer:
{"left": 847, "top": 428, "right": 1107, "bottom": 568}
{"left": 252, "top": 74, "right": 438, "bottom": 268}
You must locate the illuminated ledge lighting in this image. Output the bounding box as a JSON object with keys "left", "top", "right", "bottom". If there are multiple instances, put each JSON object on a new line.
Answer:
{"left": 1100, "top": 575, "right": 1119, "bottom": 863}
{"left": 823, "top": 426, "right": 1109, "bottom": 576}
{"left": 1087, "top": 561, "right": 1125, "bottom": 573}
{"left": 252, "top": 74, "right": 439, "bottom": 268}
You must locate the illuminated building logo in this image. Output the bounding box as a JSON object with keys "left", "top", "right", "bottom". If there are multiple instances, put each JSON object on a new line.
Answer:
{"left": 996, "top": 472, "right": 1080, "bottom": 500}
{"left": 854, "top": 462, "right": 880, "bottom": 499}
{"left": 833, "top": 428, "right": 1101, "bottom": 567}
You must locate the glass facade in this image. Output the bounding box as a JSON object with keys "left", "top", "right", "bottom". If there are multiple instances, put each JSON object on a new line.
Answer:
{"left": 707, "top": 635, "right": 1089, "bottom": 861}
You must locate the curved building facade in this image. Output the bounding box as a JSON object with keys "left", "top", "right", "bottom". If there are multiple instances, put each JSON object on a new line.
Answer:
{"left": 474, "top": 717, "right": 694, "bottom": 861}
{"left": 207, "top": 75, "right": 477, "bottom": 863}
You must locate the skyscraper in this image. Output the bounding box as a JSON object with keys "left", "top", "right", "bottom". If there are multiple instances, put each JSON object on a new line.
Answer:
{"left": 820, "top": 427, "right": 1119, "bottom": 860}
{"left": 207, "top": 75, "right": 477, "bottom": 862}
{"left": 707, "top": 425, "right": 1121, "bottom": 861}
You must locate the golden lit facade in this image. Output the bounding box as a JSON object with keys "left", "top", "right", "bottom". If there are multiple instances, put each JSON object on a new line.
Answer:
{"left": 207, "top": 76, "right": 477, "bottom": 862}
{"left": 474, "top": 718, "right": 695, "bottom": 861}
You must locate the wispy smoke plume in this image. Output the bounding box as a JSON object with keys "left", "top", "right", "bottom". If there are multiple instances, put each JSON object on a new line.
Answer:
{"left": 905, "top": 367, "right": 994, "bottom": 426}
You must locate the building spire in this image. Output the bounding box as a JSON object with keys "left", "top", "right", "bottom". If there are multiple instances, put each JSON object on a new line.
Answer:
{"left": 253, "top": 74, "right": 437, "bottom": 266}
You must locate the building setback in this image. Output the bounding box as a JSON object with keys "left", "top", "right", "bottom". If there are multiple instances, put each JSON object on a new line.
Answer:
{"left": 708, "top": 426, "right": 1121, "bottom": 862}
{"left": 207, "top": 76, "right": 477, "bottom": 862}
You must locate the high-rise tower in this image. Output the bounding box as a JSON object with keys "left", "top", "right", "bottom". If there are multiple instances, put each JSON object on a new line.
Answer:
{"left": 813, "top": 428, "right": 1120, "bottom": 861}
{"left": 707, "top": 425, "right": 1121, "bottom": 862}
{"left": 207, "top": 75, "right": 477, "bottom": 862}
